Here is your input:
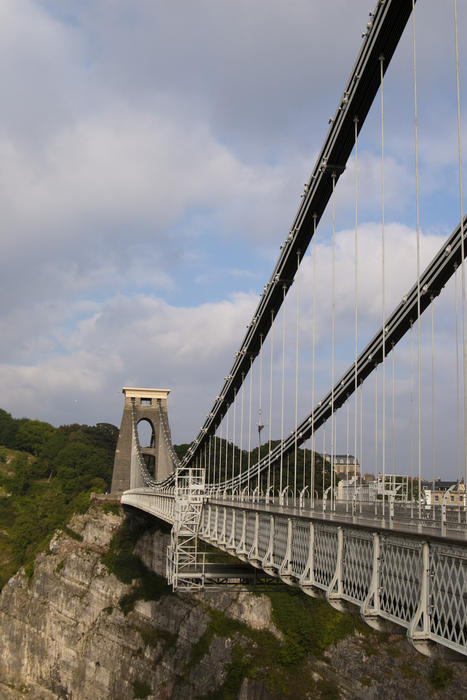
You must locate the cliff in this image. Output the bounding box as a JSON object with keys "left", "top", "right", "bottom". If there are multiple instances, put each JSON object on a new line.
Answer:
{"left": 0, "top": 504, "right": 466, "bottom": 700}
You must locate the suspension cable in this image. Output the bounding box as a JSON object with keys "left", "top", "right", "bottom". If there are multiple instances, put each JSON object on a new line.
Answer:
{"left": 380, "top": 54, "right": 387, "bottom": 516}
{"left": 311, "top": 215, "right": 317, "bottom": 508}
{"left": 218, "top": 420, "right": 223, "bottom": 489}
{"left": 322, "top": 425, "right": 326, "bottom": 499}
{"left": 247, "top": 356, "right": 253, "bottom": 495}
{"left": 294, "top": 251, "right": 301, "bottom": 503}
{"left": 268, "top": 310, "right": 274, "bottom": 496}
{"left": 232, "top": 388, "right": 237, "bottom": 485}
{"left": 353, "top": 117, "right": 359, "bottom": 508}
{"left": 225, "top": 409, "right": 229, "bottom": 487}
{"left": 431, "top": 296, "right": 436, "bottom": 492}
{"left": 258, "top": 333, "right": 264, "bottom": 492}
{"left": 213, "top": 425, "right": 217, "bottom": 488}
{"left": 360, "top": 379, "right": 363, "bottom": 513}
{"left": 455, "top": 267, "right": 462, "bottom": 483}
{"left": 391, "top": 343, "right": 395, "bottom": 475}
{"left": 412, "top": 0, "right": 422, "bottom": 519}
{"left": 240, "top": 372, "right": 245, "bottom": 487}
{"left": 280, "top": 284, "right": 287, "bottom": 495}
{"left": 346, "top": 400, "right": 350, "bottom": 510}
{"left": 409, "top": 320, "right": 414, "bottom": 504}
{"left": 375, "top": 364, "right": 378, "bottom": 513}
{"left": 209, "top": 435, "right": 212, "bottom": 486}
{"left": 331, "top": 173, "right": 337, "bottom": 511}
{"left": 454, "top": 0, "right": 467, "bottom": 503}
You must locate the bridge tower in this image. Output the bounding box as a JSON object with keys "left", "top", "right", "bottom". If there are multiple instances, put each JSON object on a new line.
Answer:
{"left": 111, "top": 387, "right": 174, "bottom": 494}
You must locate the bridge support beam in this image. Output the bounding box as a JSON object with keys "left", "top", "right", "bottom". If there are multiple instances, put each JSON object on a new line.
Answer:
{"left": 300, "top": 522, "right": 320, "bottom": 598}
{"left": 361, "top": 533, "right": 384, "bottom": 631}
{"left": 327, "top": 527, "right": 346, "bottom": 611}
{"left": 408, "top": 542, "right": 433, "bottom": 657}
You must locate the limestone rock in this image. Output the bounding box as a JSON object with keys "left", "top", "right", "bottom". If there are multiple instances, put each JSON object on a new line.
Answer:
{"left": 1, "top": 505, "right": 466, "bottom": 700}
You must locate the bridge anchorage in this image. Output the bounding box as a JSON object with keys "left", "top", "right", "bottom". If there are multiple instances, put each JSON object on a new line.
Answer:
{"left": 112, "top": 0, "right": 467, "bottom": 659}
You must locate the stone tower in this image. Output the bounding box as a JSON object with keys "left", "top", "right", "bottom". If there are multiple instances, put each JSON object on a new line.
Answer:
{"left": 111, "top": 387, "right": 174, "bottom": 494}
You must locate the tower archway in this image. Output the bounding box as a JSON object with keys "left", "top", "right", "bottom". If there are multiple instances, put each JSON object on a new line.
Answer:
{"left": 111, "top": 387, "right": 174, "bottom": 493}
{"left": 137, "top": 418, "right": 156, "bottom": 476}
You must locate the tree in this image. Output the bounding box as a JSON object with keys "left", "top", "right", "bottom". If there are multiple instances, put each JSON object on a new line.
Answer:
{"left": 15, "top": 420, "right": 57, "bottom": 456}
{"left": 0, "top": 409, "right": 19, "bottom": 448}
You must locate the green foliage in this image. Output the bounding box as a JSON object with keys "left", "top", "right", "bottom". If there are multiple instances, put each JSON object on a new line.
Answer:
{"left": 316, "top": 677, "right": 340, "bottom": 699}
{"left": 15, "top": 420, "right": 56, "bottom": 456}
{"left": 0, "top": 409, "right": 19, "bottom": 449}
{"left": 428, "top": 660, "right": 453, "bottom": 690}
{"left": 98, "top": 502, "right": 121, "bottom": 516}
{"left": 24, "top": 560, "right": 35, "bottom": 582}
{"left": 173, "top": 443, "right": 190, "bottom": 461}
{"left": 132, "top": 679, "right": 151, "bottom": 699}
{"left": 63, "top": 525, "right": 83, "bottom": 542}
{"left": 399, "top": 661, "right": 418, "bottom": 679}
{"left": 0, "top": 408, "right": 118, "bottom": 591}
{"left": 184, "top": 590, "right": 365, "bottom": 699}
{"left": 203, "top": 645, "right": 251, "bottom": 700}
{"left": 266, "top": 589, "right": 366, "bottom": 660}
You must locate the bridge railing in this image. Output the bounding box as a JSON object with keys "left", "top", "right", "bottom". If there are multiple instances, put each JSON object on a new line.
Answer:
{"left": 199, "top": 501, "right": 467, "bottom": 657}
{"left": 121, "top": 487, "right": 175, "bottom": 522}
{"left": 204, "top": 491, "right": 467, "bottom": 539}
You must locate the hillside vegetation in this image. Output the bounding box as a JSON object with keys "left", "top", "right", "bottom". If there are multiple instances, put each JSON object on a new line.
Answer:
{"left": 0, "top": 408, "right": 118, "bottom": 589}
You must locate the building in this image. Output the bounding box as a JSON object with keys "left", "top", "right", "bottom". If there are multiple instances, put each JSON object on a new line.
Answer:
{"left": 331, "top": 455, "right": 360, "bottom": 478}
{"left": 423, "top": 479, "right": 465, "bottom": 506}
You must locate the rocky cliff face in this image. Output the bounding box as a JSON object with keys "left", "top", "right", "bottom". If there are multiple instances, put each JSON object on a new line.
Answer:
{"left": 0, "top": 504, "right": 466, "bottom": 700}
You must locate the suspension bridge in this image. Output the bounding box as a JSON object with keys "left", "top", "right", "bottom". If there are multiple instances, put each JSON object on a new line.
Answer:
{"left": 110, "top": 0, "right": 467, "bottom": 658}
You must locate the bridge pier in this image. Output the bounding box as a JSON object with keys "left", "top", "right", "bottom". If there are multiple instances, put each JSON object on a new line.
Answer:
{"left": 111, "top": 387, "right": 173, "bottom": 494}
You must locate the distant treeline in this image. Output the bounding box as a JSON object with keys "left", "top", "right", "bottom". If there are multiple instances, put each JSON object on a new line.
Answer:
{"left": 0, "top": 408, "right": 119, "bottom": 589}
{"left": 0, "top": 408, "right": 118, "bottom": 496}
{"left": 172, "top": 438, "right": 332, "bottom": 497}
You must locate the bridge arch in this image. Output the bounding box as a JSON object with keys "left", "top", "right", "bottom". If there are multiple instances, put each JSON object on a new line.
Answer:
{"left": 137, "top": 418, "right": 156, "bottom": 475}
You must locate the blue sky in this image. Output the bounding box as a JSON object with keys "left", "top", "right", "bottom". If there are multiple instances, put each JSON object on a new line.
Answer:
{"left": 0, "top": 1, "right": 466, "bottom": 479}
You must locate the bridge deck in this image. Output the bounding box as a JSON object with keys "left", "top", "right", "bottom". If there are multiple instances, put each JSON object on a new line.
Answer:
{"left": 209, "top": 498, "right": 467, "bottom": 545}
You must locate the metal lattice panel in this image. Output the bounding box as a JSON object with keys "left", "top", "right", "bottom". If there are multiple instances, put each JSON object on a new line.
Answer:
{"left": 245, "top": 512, "right": 256, "bottom": 549}
{"left": 258, "top": 515, "right": 270, "bottom": 559}
{"left": 273, "top": 517, "right": 288, "bottom": 567}
{"left": 200, "top": 507, "right": 209, "bottom": 537}
{"left": 314, "top": 525, "right": 338, "bottom": 589}
{"left": 290, "top": 520, "right": 309, "bottom": 578}
{"left": 218, "top": 508, "right": 226, "bottom": 544}
{"left": 342, "top": 530, "right": 373, "bottom": 604}
{"left": 235, "top": 510, "right": 243, "bottom": 547}
{"left": 379, "top": 537, "right": 421, "bottom": 625}
{"left": 225, "top": 508, "right": 233, "bottom": 541}
{"left": 209, "top": 506, "right": 218, "bottom": 541}
{"left": 430, "top": 544, "right": 467, "bottom": 651}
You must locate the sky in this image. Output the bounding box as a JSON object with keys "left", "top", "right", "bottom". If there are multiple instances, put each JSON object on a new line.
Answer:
{"left": 0, "top": 0, "right": 466, "bottom": 478}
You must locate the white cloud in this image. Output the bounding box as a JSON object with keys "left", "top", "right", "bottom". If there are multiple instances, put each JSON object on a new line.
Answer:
{"left": 0, "top": 0, "right": 464, "bottom": 482}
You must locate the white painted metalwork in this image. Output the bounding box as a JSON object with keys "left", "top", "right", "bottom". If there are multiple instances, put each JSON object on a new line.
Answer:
{"left": 196, "top": 501, "right": 467, "bottom": 657}
{"left": 166, "top": 467, "right": 205, "bottom": 589}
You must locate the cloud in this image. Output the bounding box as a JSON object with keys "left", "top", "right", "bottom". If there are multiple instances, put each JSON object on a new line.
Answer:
{"left": 0, "top": 0, "right": 464, "bottom": 481}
